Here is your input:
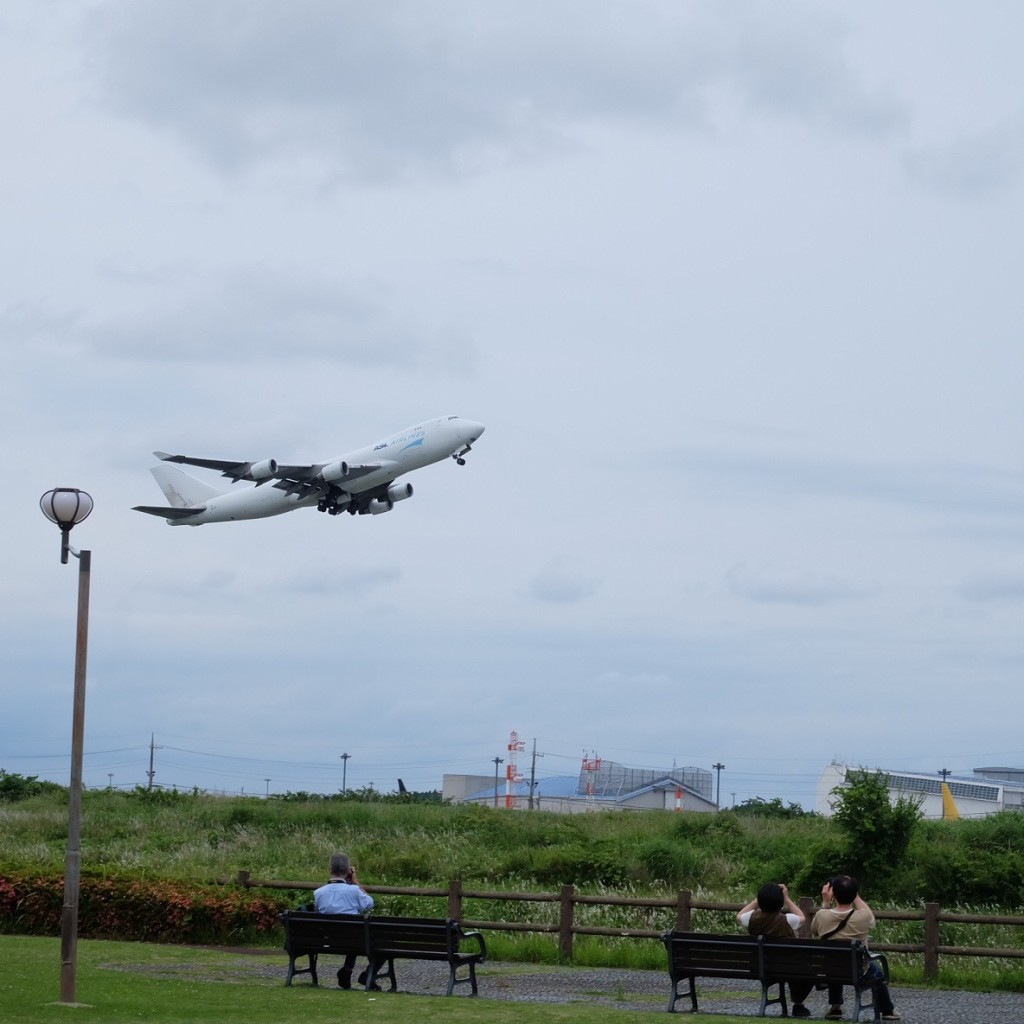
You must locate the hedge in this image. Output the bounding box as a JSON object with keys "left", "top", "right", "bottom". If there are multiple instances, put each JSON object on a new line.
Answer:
{"left": 0, "top": 872, "right": 290, "bottom": 945}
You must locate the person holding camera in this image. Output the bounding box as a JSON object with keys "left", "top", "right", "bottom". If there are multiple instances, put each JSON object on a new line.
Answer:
{"left": 813, "top": 875, "right": 900, "bottom": 1021}
{"left": 313, "top": 851, "right": 375, "bottom": 989}
{"left": 737, "top": 883, "right": 812, "bottom": 1017}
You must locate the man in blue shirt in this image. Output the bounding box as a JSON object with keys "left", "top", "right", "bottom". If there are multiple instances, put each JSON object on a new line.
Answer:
{"left": 313, "top": 852, "right": 375, "bottom": 989}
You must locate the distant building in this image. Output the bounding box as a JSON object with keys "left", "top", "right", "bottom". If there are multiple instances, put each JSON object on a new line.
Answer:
{"left": 817, "top": 762, "right": 1024, "bottom": 819}
{"left": 443, "top": 759, "right": 718, "bottom": 814}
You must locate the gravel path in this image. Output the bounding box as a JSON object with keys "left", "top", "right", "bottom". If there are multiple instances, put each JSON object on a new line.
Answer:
{"left": 120, "top": 950, "right": 1024, "bottom": 1023}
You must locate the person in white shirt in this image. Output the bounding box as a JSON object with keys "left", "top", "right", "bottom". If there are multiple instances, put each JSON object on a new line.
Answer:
{"left": 313, "top": 852, "right": 374, "bottom": 989}
{"left": 737, "top": 883, "right": 810, "bottom": 1017}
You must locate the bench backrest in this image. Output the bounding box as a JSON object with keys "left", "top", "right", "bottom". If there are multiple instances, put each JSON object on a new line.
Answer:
{"left": 282, "top": 911, "right": 367, "bottom": 954}
{"left": 367, "top": 916, "right": 455, "bottom": 957}
{"left": 663, "top": 931, "right": 762, "bottom": 979}
{"left": 761, "top": 936, "right": 866, "bottom": 985}
{"left": 664, "top": 931, "right": 869, "bottom": 987}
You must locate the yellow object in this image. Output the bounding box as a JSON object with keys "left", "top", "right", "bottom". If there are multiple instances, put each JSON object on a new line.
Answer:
{"left": 941, "top": 781, "right": 961, "bottom": 819}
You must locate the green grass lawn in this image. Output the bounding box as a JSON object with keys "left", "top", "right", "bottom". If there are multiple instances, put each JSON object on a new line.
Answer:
{"left": 1, "top": 935, "right": 754, "bottom": 1024}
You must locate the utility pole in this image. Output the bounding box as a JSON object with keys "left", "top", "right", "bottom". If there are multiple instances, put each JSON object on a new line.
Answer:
{"left": 265, "top": 778, "right": 271, "bottom": 799}
{"left": 528, "top": 739, "right": 544, "bottom": 810}
{"left": 938, "top": 768, "right": 952, "bottom": 818}
{"left": 492, "top": 757, "right": 503, "bottom": 809}
{"left": 712, "top": 762, "right": 725, "bottom": 810}
{"left": 146, "top": 733, "right": 161, "bottom": 790}
{"left": 340, "top": 752, "right": 350, "bottom": 794}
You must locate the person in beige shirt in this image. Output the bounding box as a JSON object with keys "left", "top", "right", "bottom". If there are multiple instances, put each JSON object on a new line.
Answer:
{"left": 813, "top": 875, "right": 899, "bottom": 1021}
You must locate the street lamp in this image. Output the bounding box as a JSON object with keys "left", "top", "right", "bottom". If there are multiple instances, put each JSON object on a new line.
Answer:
{"left": 39, "top": 488, "right": 93, "bottom": 1006}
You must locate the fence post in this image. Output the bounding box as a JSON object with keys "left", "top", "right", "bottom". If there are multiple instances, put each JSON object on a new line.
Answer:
{"left": 559, "top": 884, "right": 575, "bottom": 960}
{"left": 447, "top": 878, "right": 463, "bottom": 921}
{"left": 676, "top": 890, "right": 692, "bottom": 931}
{"left": 797, "top": 897, "right": 814, "bottom": 937}
{"left": 923, "top": 901, "right": 940, "bottom": 981}
{"left": 236, "top": 870, "right": 251, "bottom": 888}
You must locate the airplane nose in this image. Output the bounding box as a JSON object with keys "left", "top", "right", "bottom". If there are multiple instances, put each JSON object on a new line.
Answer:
{"left": 464, "top": 419, "right": 485, "bottom": 441}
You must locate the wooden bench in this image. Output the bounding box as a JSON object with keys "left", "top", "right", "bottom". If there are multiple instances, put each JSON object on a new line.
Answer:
{"left": 662, "top": 930, "right": 889, "bottom": 1021}
{"left": 281, "top": 911, "right": 487, "bottom": 996}
{"left": 281, "top": 911, "right": 365, "bottom": 987}
{"left": 363, "top": 915, "right": 487, "bottom": 996}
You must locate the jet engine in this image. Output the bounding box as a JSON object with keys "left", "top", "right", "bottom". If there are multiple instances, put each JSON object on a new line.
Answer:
{"left": 367, "top": 482, "right": 413, "bottom": 515}
{"left": 387, "top": 482, "right": 413, "bottom": 503}
{"left": 319, "top": 460, "right": 350, "bottom": 483}
{"left": 248, "top": 459, "right": 278, "bottom": 480}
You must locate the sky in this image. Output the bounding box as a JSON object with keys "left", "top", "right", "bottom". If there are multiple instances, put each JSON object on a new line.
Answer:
{"left": 3, "top": 1, "right": 1023, "bottom": 811}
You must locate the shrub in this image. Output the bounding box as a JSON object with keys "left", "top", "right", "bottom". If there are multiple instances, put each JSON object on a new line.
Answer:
{"left": 0, "top": 771, "right": 64, "bottom": 802}
{"left": 0, "top": 871, "right": 289, "bottom": 944}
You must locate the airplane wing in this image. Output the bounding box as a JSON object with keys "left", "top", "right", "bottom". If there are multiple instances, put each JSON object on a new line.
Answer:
{"left": 154, "top": 451, "right": 395, "bottom": 495}
{"left": 270, "top": 462, "right": 393, "bottom": 497}
{"left": 154, "top": 451, "right": 280, "bottom": 484}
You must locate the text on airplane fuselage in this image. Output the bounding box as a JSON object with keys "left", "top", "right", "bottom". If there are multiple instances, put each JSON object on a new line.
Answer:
{"left": 374, "top": 428, "right": 426, "bottom": 452}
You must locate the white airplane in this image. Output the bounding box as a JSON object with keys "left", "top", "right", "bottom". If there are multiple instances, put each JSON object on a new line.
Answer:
{"left": 133, "top": 415, "right": 485, "bottom": 526}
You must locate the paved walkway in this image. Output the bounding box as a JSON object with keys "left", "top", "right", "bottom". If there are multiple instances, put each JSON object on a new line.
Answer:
{"left": 128, "top": 951, "right": 1024, "bottom": 1022}
{"left": 470, "top": 963, "right": 1024, "bottom": 1022}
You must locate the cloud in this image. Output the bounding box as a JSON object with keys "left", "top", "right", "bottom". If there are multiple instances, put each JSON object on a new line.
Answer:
{"left": 904, "top": 115, "right": 1024, "bottom": 199}
{"left": 527, "top": 558, "right": 601, "bottom": 604}
{"left": 76, "top": 267, "right": 478, "bottom": 373}
{"left": 958, "top": 573, "right": 1024, "bottom": 603}
{"left": 727, "top": 562, "right": 873, "bottom": 607}
{"left": 664, "top": 444, "right": 1024, "bottom": 520}
{"left": 83, "top": 2, "right": 905, "bottom": 182}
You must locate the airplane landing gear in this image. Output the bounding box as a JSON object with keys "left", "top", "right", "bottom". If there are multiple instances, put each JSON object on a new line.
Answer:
{"left": 452, "top": 444, "right": 472, "bottom": 466}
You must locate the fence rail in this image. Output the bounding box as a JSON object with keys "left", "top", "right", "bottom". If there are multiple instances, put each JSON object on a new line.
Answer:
{"left": 224, "top": 871, "right": 1024, "bottom": 981}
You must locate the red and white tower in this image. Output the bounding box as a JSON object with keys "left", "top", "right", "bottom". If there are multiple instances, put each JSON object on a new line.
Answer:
{"left": 581, "top": 751, "right": 602, "bottom": 811}
{"left": 505, "top": 730, "right": 525, "bottom": 808}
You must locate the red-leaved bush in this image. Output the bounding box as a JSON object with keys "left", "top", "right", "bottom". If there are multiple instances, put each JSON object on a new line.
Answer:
{"left": 0, "top": 872, "right": 290, "bottom": 944}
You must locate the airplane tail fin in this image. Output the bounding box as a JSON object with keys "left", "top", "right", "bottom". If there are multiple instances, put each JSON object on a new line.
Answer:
{"left": 150, "top": 464, "right": 221, "bottom": 508}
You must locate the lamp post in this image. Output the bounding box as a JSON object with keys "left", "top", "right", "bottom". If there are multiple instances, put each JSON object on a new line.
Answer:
{"left": 39, "top": 488, "right": 93, "bottom": 1006}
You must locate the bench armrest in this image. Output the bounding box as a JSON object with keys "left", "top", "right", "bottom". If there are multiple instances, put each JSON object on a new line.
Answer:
{"left": 867, "top": 952, "right": 889, "bottom": 982}
{"left": 457, "top": 927, "right": 487, "bottom": 960}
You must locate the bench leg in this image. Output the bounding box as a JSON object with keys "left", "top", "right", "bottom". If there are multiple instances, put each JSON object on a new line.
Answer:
{"left": 366, "top": 959, "right": 396, "bottom": 992}
{"left": 285, "top": 952, "right": 318, "bottom": 987}
{"left": 446, "top": 961, "right": 479, "bottom": 997}
{"left": 666, "top": 974, "right": 698, "bottom": 1013}
{"left": 759, "top": 980, "right": 786, "bottom": 1017}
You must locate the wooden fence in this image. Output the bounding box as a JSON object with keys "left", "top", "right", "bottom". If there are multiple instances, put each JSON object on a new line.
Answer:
{"left": 226, "top": 871, "right": 1024, "bottom": 981}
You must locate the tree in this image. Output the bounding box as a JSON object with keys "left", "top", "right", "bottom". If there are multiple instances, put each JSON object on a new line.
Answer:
{"left": 733, "top": 796, "right": 812, "bottom": 819}
{"left": 829, "top": 769, "right": 922, "bottom": 885}
{"left": 0, "top": 770, "right": 63, "bottom": 802}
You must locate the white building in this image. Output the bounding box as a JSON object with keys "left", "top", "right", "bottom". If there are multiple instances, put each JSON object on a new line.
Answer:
{"left": 817, "top": 762, "right": 1024, "bottom": 819}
